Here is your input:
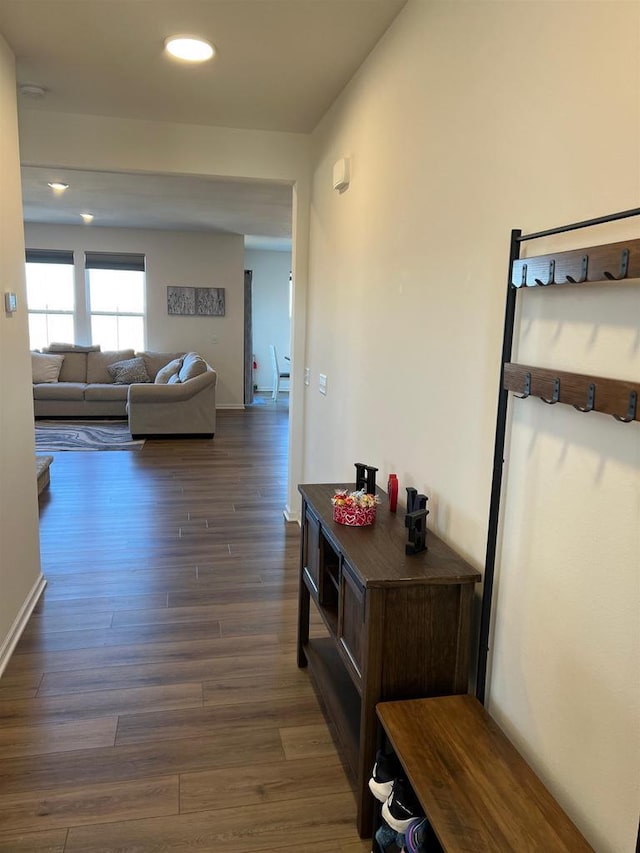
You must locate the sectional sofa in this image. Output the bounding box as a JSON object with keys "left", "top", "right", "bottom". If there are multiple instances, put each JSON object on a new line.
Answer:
{"left": 32, "top": 345, "right": 217, "bottom": 437}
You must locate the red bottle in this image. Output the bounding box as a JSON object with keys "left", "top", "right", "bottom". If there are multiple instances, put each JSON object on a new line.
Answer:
{"left": 387, "top": 474, "right": 398, "bottom": 512}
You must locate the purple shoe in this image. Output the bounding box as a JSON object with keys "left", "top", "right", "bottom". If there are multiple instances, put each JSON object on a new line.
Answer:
{"left": 402, "top": 817, "right": 428, "bottom": 852}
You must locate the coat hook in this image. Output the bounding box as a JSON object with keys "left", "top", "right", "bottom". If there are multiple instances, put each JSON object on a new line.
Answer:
{"left": 566, "top": 255, "right": 589, "bottom": 284}
{"left": 519, "top": 263, "right": 528, "bottom": 288}
{"left": 535, "top": 259, "right": 555, "bottom": 287}
{"left": 613, "top": 390, "right": 637, "bottom": 423}
{"left": 574, "top": 383, "right": 595, "bottom": 413}
{"left": 541, "top": 377, "right": 560, "bottom": 405}
{"left": 603, "top": 248, "right": 629, "bottom": 281}
{"left": 514, "top": 372, "right": 531, "bottom": 399}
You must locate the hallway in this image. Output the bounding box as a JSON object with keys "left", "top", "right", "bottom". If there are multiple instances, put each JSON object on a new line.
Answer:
{"left": 0, "top": 406, "right": 367, "bottom": 852}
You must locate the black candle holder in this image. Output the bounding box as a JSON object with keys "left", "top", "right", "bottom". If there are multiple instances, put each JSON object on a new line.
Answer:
{"left": 405, "top": 487, "right": 429, "bottom": 555}
{"left": 355, "top": 462, "right": 378, "bottom": 495}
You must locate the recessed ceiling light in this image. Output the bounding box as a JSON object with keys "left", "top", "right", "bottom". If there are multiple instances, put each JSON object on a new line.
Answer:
{"left": 47, "top": 181, "right": 69, "bottom": 192}
{"left": 80, "top": 213, "right": 94, "bottom": 224}
{"left": 164, "top": 35, "right": 215, "bottom": 62}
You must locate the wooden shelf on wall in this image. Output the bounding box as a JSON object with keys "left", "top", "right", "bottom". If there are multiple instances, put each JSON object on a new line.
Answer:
{"left": 503, "top": 362, "right": 639, "bottom": 422}
{"left": 511, "top": 238, "right": 640, "bottom": 288}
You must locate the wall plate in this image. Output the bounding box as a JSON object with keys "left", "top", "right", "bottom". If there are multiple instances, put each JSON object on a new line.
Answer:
{"left": 4, "top": 292, "right": 17, "bottom": 313}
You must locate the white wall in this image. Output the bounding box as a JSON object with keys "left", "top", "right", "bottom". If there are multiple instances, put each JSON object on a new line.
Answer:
{"left": 245, "top": 248, "right": 291, "bottom": 392}
{"left": 25, "top": 224, "right": 245, "bottom": 407}
{"left": 305, "top": 2, "right": 639, "bottom": 851}
{"left": 0, "top": 35, "right": 44, "bottom": 675}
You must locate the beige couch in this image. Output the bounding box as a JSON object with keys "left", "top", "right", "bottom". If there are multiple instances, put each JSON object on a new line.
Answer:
{"left": 32, "top": 346, "right": 217, "bottom": 437}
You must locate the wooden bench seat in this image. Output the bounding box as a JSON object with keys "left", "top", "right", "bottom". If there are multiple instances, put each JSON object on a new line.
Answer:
{"left": 376, "top": 694, "right": 594, "bottom": 852}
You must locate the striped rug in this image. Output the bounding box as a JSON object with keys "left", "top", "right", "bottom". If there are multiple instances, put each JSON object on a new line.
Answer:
{"left": 35, "top": 420, "right": 145, "bottom": 452}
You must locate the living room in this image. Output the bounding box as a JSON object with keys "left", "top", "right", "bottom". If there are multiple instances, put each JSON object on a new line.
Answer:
{"left": 0, "top": 2, "right": 638, "bottom": 852}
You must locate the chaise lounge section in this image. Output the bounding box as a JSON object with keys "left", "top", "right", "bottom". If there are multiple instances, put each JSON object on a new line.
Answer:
{"left": 128, "top": 353, "right": 217, "bottom": 438}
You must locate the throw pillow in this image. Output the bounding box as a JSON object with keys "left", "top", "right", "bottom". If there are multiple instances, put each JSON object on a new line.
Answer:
{"left": 32, "top": 351, "right": 65, "bottom": 383}
{"left": 154, "top": 357, "right": 183, "bottom": 384}
{"left": 107, "top": 356, "right": 151, "bottom": 385}
{"left": 178, "top": 352, "right": 207, "bottom": 382}
{"left": 167, "top": 373, "right": 182, "bottom": 384}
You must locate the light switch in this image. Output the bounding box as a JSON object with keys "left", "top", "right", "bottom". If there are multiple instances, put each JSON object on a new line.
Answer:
{"left": 4, "top": 292, "right": 17, "bottom": 314}
{"left": 319, "top": 373, "right": 327, "bottom": 395}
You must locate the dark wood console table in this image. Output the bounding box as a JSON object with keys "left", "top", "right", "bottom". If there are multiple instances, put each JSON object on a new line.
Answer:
{"left": 377, "top": 695, "right": 594, "bottom": 851}
{"left": 296, "top": 483, "right": 481, "bottom": 837}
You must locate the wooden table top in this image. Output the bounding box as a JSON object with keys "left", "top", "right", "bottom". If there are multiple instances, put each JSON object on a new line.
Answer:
{"left": 376, "top": 695, "right": 594, "bottom": 852}
{"left": 299, "top": 483, "right": 481, "bottom": 588}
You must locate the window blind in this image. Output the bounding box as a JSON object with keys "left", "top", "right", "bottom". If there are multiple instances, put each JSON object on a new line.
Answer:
{"left": 84, "top": 252, "right": 145, "bottom": 272}
{"left": 25, "top": 248, "right": 74, "bottom": 265}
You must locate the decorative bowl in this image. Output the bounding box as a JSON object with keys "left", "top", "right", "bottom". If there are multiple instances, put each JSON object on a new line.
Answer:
{"left": 333, "top": 504, "right": 377, "bottom": 526}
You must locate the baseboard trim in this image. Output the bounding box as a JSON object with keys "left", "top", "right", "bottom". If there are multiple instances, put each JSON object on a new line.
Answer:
{"left": 283, "top": 506, "right": 300, "bottom": 524}
{"left": 0, "top": 573, "right": 47, "bottom": 679}
{"left": 216, "top": 404, "right": 246, "bottom": 410}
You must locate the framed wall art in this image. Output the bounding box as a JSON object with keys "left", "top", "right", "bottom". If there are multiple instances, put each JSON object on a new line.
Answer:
{"left": 167, "top": 286, "right": 225, "bottom": 316}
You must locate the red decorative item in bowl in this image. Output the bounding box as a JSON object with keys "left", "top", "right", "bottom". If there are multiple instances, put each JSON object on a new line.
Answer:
{"left": 331, "top": 489, "right": 378, "bottom": 526}
{"left": 333, "top": 504, "right": 377, "bottom": 526}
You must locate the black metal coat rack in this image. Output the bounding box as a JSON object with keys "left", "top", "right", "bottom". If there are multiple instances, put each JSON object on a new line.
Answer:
{"left": 476, "top": 207, "right": 640, "bottom": 707}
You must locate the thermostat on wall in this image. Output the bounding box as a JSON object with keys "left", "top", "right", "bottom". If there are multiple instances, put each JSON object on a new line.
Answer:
{"left": 4, "top": 292, "right": 17, "bottom": 314}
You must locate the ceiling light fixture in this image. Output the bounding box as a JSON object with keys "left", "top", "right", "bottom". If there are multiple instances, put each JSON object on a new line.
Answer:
{"left": 80, "top": 213, "right": 94, "bottom": 224}
{"left": 164, "top": 34, "right": 215, "bottom": 62}
{"left": 47, "top": 181, "right": 69, "bottom": 192}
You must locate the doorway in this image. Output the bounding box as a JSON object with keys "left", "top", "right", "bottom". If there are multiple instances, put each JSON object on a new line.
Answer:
{"left": 244, "top": 249, "right": 292, "bottom": 405}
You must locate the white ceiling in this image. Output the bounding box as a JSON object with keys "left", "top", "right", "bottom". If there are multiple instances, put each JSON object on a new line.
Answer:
{"left": 21, "top": 166, "right": 296, "bottom": 251}
{"left": 0, "top": 0, "right": 407, "bottom": 248}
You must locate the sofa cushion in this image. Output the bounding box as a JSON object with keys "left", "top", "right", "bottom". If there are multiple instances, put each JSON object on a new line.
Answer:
{"left": 168, "top": 373, "right": 182, "bottom": 384}
{"left": 107, "top": 356, "right": 151, "bottom": 385}
{"left": 178, "top": 352, "right": 207, "bottom": 382}
{"left": 137, "top": 351, "right": 186, "bottom": 381}
{"left": 47, "top": 342, "right": 100, "bottom": 353}
{"left": 43, "top": 349, "right": 88, "bottom": 382}
{"left": 33, "top": 382, "right": 87, "bottom": 400}
{"left": 87, "top": 349, "right": 136, "bottom": 384}
{"left": 84, "top": 383, "right": 130, "bottom": 401}
{"left": 32, "top": 352, "right": 65, "bottom": 384}
{"left": 155, "top": 357, "right": 183, "bottom": 384}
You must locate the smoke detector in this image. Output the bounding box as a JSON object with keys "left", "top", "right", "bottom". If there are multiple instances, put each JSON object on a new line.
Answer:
{"left": 19, "top": 84, "right": 46, "bottom": 99}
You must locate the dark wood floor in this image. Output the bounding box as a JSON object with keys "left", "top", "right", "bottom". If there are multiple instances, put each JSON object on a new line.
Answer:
{"left": 0, "top": 402, "right": 368, "bottom": 853}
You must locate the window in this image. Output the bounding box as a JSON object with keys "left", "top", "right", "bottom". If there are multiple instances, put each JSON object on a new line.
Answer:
{"left": 26, "top": 249, "right": 147, "bottom": 352}
{"left": 86, "top": 253, "right": 146, "bottom": 352}
{"left": 25, "top": 249, "right": 75, "bottom": 350}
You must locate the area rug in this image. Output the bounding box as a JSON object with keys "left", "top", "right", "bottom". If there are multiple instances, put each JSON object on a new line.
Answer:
{"left": 35, "top": 420, "right": 145, "bottom": 452}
